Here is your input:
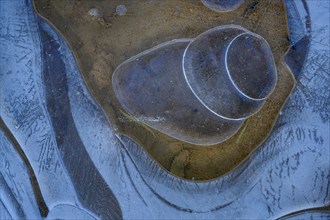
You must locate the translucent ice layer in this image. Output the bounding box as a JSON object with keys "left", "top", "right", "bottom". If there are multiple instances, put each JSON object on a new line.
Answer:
{"left": 112, "top": 39, "right": 244, "bottom": 145}
{"left": 201, "top": 0, "right": 244, "bottom": 12}
{"left": 113, "top": 25, "right": 277, "bottom": 145}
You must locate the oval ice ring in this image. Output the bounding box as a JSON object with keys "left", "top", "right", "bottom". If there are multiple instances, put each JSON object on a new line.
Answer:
{"left": 183, "top": 25, "right": 277, "bottom": 120}
{"left": 112, "top": 25, "right": 277, "bottom": 145}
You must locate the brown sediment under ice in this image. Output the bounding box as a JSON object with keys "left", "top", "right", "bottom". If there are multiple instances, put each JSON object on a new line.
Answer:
{"left": 34, "top": 0, "right": 295, "bottom": 180}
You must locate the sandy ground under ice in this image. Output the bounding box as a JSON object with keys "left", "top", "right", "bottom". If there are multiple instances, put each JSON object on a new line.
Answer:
{"left": 34, "top": 0, "right": 294, "bottom": 180}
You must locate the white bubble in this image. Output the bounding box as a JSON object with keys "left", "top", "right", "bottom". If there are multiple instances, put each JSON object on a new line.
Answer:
{"left": 88, "top": 8, "right": 101, "bottom": 17}
{"left": 116, "top": 5, "right": 127, "bottom": 16}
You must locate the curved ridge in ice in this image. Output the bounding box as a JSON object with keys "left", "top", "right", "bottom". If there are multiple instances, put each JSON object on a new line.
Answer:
{"left": 201, "top": 0, "right": 244, "bottom": 12}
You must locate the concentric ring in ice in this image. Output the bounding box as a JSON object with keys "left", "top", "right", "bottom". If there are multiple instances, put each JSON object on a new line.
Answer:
{"left": 183, "top": 25, "right": 277, "bottom": 119}
{"left": 112, "top": 25, "right": 277, "bottom": 145}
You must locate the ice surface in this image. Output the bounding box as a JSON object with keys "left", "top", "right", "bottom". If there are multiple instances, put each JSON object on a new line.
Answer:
{"left": 0, "top": 0, "right": 329, "bottom": 219}
{"left": 0, "top": 1, "right": 121, "bottom": 218}
{"left": 0, "top": 0, "right": 80, "bottom": 215}
{"left": 284, "top": 0, "right": 308, "bottom": 46}
{"left": 201, "top": 0, "right": 244, "bottom": 12}
{"left": 280, "top": 210, "right": 330, "bottom": 220}
{"left": 0, "top": 129, "right": 41, "bottom": 219}
{"left": 284, "top": 0, "right": 311, "bottom": 77}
